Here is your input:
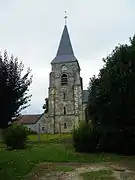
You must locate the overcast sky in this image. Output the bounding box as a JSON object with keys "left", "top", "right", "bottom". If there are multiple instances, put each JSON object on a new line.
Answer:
{"left": 0, "top": 0, "right": 135, "bottom": 114}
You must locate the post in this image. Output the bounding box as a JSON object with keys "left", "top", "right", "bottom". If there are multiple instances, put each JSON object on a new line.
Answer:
{"left": 53, "top": 88, "right": 56, "bottom": 134}
{"left": 37, "top": 123, "right": 40, "bottom": 142}
{"left": 59, "top": 122, "right": 61, "bottom": 133}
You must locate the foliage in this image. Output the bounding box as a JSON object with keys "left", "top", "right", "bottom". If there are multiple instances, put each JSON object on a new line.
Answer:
{"left": 72, "top": 121, "right": 97, "bottom": 152}
{"left": 43, "top": 98, "right": 48, "bottom": 113}
{"left": 27, "top": 129, "right": 37, "bottom": 135}
{"left": 0, "top": 50, "right": 32, "bottom": 129}
{"left": 97, "top": 130, "right": 135, "bottom": 155}
{"left": 87, "top": 35, "right": 135, "bottom": 154}
{"left": 3, "top": 123, "right": 28, "bottom": 149}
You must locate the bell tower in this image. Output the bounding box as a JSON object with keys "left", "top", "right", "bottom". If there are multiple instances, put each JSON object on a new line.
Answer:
{"left": 48, "top": 16, "right": 83, "bottom": 133}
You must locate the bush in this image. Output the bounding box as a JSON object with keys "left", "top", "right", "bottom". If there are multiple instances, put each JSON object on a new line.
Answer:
{"left": 3, "top": 123, "right": 28, "bottom": 149}
{"left": 115, "top": 130, "right": 135, "bottom": 155}
{"left": 72, "top": 121, "right": 98, "bottom": 152}
{"left": 98, "top": 130, "right": 135, "bottom": 155}
{"left": 27, "top": 129, "right": 37, "bottom": 135}
{"left": 98, "top": 131, "right": 118, "bottom": 153}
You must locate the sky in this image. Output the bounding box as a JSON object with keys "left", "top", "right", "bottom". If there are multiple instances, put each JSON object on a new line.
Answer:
{"left": 0, "top": 0, "right": 135, "bottom": 114}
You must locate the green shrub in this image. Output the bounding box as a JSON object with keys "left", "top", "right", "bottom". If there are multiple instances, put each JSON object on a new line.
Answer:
{"left": 98, "top": 130, "right": 135, "bottom": 155}
{"left": 115, "top": 130, "right": 135, "bottom": 155}
{"left": 72, "top": 121, "right": 98, "bottom": 152}
{"left": 3, "top": 123, "right": 28, "bottom": 149}
{"left": 98, "top": 131, "right": 118, "bottom": 153}
{"left": 27, "top": 129, "right": 37, "bottom": 135}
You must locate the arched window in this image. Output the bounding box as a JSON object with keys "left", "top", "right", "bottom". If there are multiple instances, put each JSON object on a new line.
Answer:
{"left": 61, "top": 74, "right": 68, "bottom": 86}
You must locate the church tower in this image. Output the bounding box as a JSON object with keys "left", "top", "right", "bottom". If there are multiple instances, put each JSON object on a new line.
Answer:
{"left": 48, "top": 21, "right": 83, "bottom": 133}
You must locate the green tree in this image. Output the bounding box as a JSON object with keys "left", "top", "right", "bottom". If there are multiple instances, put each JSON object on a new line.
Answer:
{"left": 0, "top": 51, "right": 32, "bottom": 129}
{"left": 3, "top": 123, "right": 28, "bottom": 149}
{"left": 87, "top": 35, "right": 135, "bottom": 154}
{"left": 42, "top": 98, "right": 48, "bottom": 113}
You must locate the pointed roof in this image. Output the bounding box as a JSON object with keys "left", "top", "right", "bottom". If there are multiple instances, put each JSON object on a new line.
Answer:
{"left": 57, "top": 25, "right": 74, "bottom": 56}
{"left": 51, "top": 25, "right": 77, "bottom": 64}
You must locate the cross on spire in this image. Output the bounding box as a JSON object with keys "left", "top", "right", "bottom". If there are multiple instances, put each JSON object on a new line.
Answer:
{"left": 64, "top": 11, "right": 67, "bottom": 25}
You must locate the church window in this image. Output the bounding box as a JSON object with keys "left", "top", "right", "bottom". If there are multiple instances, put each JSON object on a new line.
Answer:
{"left": 64, "top": 123, "right": 67, "bottom": 129}
{"left": 64, "top": 107, "right": 66, "bottom": 115}
{"left": 61, "top": 74, "right": 68, "bottom": 86}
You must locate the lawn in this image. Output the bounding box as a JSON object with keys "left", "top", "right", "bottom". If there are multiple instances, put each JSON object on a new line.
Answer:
{"left": 28, "top": 133, "right": 71, "bottom": 142}
{"left": 0, "top": 134, "right": 134, "bottom": 180}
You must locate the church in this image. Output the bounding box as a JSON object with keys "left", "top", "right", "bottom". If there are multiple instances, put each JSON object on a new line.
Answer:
{"left": 44, "top": 22, "right": 89, "bottom": 133}
{"left": 19, "top": 22, "right": 89, "bottom": 134}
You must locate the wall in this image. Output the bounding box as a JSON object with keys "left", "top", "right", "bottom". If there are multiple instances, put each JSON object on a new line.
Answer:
{"left": 48, "top": 61, "right": 83, "bottom": 134}
{"left": 54, "top": 115, "right": 79, "bottom": 133}
{"left": 24, "top": 114, "right": 49, "bottom": 133}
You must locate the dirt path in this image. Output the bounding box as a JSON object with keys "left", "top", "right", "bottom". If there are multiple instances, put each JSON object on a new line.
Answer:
{"left": 56, "top": 165, "right": 111, "bottom": 180}
{"left": 27, "top": 163, "right": 135, "bottom": 180}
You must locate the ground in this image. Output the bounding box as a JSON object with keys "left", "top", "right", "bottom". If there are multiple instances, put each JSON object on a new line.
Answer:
{"left": 27, "top": 162, "right": 135, "bottom": 180}
{"left": 1, "top": 134, "right": 135, "bottom": 180}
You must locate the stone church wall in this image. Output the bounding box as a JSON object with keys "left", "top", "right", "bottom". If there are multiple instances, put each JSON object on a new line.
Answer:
{"left": 54, "top": 115, "right": 79, "bottom": 133}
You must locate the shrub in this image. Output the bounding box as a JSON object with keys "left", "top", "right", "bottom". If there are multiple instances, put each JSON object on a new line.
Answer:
{"left": 115, "top": 130, "right": 135, "bottom": 155}
{"left": 98, "top": 131, "right": 118, "bottom": 153}
{"left": 72, "top": 121, "right": 98, "bottom": 152}
{"left": 98, "top": 130, "right": 135, "bottom": 155}
{"left": 27, "top": 129, "right": 37, "bottom": 135}
{"left": 3, "top": 123, "right": 28, "bottom": 149}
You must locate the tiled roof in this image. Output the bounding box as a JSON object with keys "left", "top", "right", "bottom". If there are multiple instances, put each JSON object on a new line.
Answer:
{"left": 51, "top": 25, "right": 77, "bottom": 64}
{"left": 17, "top": 114, "right": 42, "bottom": 124}
{"left": 82, "top": 90, "right": 89, "bottom": 103}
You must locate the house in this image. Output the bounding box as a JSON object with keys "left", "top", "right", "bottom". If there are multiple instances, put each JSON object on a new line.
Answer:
{"left": 17, "top": 114, "right": 47, "bottom": 133}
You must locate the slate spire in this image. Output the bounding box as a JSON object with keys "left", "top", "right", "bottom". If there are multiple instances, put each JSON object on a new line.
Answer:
{"left": 51, "top": 23, "right": 77, "bottom": 64}
{"left": 56, "top": 25, "right": 74, "bottom": 56}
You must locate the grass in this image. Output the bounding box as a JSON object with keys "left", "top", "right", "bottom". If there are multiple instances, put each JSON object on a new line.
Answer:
{"left": 55, "top": 165, "right": 75, "bottom": 172}
{"left": 0, "top": 134, "right": 135, "bottom": 180}
{"left": 81, "top": 170, "right": 115, "bottom": 180}
{"left": 28, "top": 133, "right": 71, "bottom": 142}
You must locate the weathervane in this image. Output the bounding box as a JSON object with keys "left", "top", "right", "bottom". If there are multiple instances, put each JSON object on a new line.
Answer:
{"left": 64, "top": 10, "right": 67, "bottom": 25}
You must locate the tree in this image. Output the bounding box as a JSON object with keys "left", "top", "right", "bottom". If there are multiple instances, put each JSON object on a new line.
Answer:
{"left": 87, "top": 35, "right": 135, "bottom": 154}
{"left": 0, "top": 51, "right": 32, "bottom": 129}
{"left": 43, "top": 98, "right": 48, "bottom": 113}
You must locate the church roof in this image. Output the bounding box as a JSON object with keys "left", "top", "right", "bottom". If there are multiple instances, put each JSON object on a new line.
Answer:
{"left": 51, "top": 25, "right": 77, "bottom": 64}
{"left": 16, "top": 114, "right": 42, "bottom": 124}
